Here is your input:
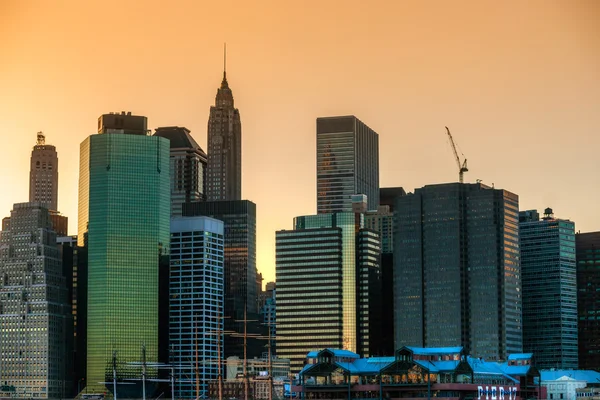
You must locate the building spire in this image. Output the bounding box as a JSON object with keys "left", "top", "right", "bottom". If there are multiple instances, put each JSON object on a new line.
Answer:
{"left": 221, "top": 42, "right": 228, "bottom": 87}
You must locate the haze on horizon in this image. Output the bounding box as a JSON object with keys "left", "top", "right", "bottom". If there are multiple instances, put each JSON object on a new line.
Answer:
{"left": 1, "top": 0, "right": 599, "bottom": 285}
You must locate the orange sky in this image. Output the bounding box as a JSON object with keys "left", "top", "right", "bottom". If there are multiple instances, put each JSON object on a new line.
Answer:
{"left": 1, "top": 0, "right": 599, "bottom": 285}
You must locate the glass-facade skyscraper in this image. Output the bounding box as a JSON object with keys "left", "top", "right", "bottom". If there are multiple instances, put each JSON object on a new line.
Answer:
{"left": 78, "top": 114, "right": 170, "bottom": 396}
{"left": 170, "top": 216, "right": 224, "bottom": 399}
{"left": 276, "top": 212, "right": 381, "bottom": 373}
{"left": 394, "top": 183, "right": 521, "bottom": 360}
{"left": 154, "top": 126, "right": 207, "bottom": 216}
{"left": 576, "top": 231, "right": 600, "bottom": 370}
{"left": 0, "top": 202, "right": 72, "bottom": 399}
{"left": 519, "top": 208, "right": 577, "bottom": 368}
{"left": 182, "top": 200, "right": 260, "bottom": 358}
{"left": 316, "top": 116, "right": 379, "bottom": 214}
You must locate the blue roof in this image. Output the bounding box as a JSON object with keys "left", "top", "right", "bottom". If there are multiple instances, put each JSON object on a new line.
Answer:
{"left": 406, "top": 346, "right": 463, "bottom": 355}
{"left": 540, "top": 370, "right": 600, "bottom": 382}
{"left": 508, "top": 353, "right": 533, "bottom": 360}
{"left": 414, "top": 360, "right": 462, "bottom": 373}
{"left": 306, "top": 349, "right": 360, "bottom": 359}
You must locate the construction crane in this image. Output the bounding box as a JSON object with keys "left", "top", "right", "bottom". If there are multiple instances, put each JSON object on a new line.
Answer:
{"left": 445, "top": 126, "right": 468, "bottom": 183}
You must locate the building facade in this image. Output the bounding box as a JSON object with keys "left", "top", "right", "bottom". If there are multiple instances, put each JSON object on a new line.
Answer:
{"left": 78, "top": 114, "right": 170, "bottom": 396}
{"left": 316, "top": 116, "right": 379, "bottom": 214}
{"left": 519, "top": 208, "right": 578, "bottom": 369}
{"left": 276, "top": 212, "right": 381, "bottom": 373}
{"left": 0, "top": 203, "right": 72, "bottom": 399}
{"left": 206, "top": 69, "right": 242, "bottom": 201}
{"left": 29, "top": 132, "right": 59, "bottom": 211}
{"left": 394, "top": 183, "right": 521, "bottom": 360}
{"left": 154, "top": 126, "right": 207, "bottom": 216}
{"left": 576, "top": 231, "right": 600, "bottom": 370}
{"left": 182, "top": 200, "right": 260, "bottom": 358}
{"left": 170, "top": 216, "right": 224, "bottom": 399}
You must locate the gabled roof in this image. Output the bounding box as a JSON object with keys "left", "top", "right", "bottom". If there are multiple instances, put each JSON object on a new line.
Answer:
{"left": 306, "top": 349, "right": 360, "bottom": 359}
{"left": 508, "top": 353, "right": 533, "bottom": 360}
{"left": 405, "top": 346, "right": 464, "bottom": 355}
{"left": 540, "top": 370, "right": 600, "bottom": 383}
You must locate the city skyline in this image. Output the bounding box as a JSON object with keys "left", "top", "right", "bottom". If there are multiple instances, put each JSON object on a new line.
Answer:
{"left": 1, "top": 0, "right": 599, "bottom": 284}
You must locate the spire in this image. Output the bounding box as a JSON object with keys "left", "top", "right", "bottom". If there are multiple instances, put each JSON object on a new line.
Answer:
{"left": 221, "top": 43, "right": 229, "bottom": 88}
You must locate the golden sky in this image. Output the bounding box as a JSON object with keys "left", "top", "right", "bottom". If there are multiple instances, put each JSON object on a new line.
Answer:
{"left": 1, "top": 0, "right": 599, "bottom": 285}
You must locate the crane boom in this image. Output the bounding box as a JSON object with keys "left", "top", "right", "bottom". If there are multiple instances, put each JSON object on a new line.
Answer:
{"left": 445, "top": 126, "right": 468, "bottom": 183}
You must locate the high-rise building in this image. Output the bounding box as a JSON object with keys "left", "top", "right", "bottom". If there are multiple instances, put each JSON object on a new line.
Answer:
{"left": 519, "top": 208, "right": 577, "bottom": 369}
{"left": 78, "top": 113, "right": 170, "bottom": 397}
{"left": 170, "top": 216, "right": 224, "bottom": 399}
{"left": 206, "top": 65, "right": 242, "bottom": 201}
{"left": 276, "top": 212, "right": 381, "bottom": 372}
{"left": 0, "top": 202, "right": 72, "bottom": 399}
{"left": 394, "top": 183, "right": 521, "bottom": 360}
{"left": 154, "top": 126, "right": 207, "bottom": 216}
{"left": 316, "top": 116, "right": 379, "bottom": 214}
{"left": 363, "top": 187, "right": 406, "bottom": 355}
{"left": 182, "top": 200, "right": 260, "bottom": 358}
{"left": 576, "top": 231, "right": 600, "bottom": 370}
{"left": 29, "top": 132, "right": 58, "bottom": 211}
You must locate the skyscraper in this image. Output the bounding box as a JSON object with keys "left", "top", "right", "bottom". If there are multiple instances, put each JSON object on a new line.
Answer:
{"left": 576, "top": 231, "right": 600, "bottom": 370}
{"left": 394, "top": 183, "right": 521, "bottom": 360}
{"left": 276, "top": 212, "right": 381, "bottom": 373}
{"left": 316, "top": 116, "right": 379, "bottom": 213}
{"left": 0, "top": 202, "right": 72, "bottom": 399}
{"left": 78, "top": 113, "right": 170, "bottom": 396}
{"left": 154, "top": 126, "right": 207, "bottom": 216}
{"left": 182, "top": 200, "right": 260, "bottom": 358}
{"left": 519, "top": 208, "right": 577, "bottom": 369}
{"left": 29, "top": 132, "right": 58, "bottom": 211}
{"left": 206, "top": 62, "right": 242, "bottom": 201}
{"left": 170, "top": 216, "right": 224, "bottom": 399}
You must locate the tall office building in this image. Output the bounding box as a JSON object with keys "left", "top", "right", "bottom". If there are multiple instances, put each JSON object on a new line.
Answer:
{"left": 576, "top": 231, "right": 600, "bottom": 370}
{"left": 206, "top": 66, "right": 242, "bottom": 201}
{"left": 363, "top": 187, "right": 406, "bottom": 355}
{"left": 316, "top": 116, "right": 379, "bottom": 214}
{"left": 154, "top": 126, "right": 207, "bottom": 216}
{"left": 29, "top": 132, "right": 58, "bottom": 211}
{"left": 519, "top": 208, "right": 577, "bottom": 369}
{"left": 0, "top": 202, "right": 72, "bottom": 399}
{"left": 394, "top": 183, "right": 521, "bottom": 360}
{"left": 276, "top": 212, "right": 381, "bottom": 372}
{"left": 182, "top": 200, "right": 260, "bottom": 358}
{"left": 170, "top": 217, "right": 224, "bottom": 399}
{"left": 78, "top": 113, "right": 170, "bottom": 397}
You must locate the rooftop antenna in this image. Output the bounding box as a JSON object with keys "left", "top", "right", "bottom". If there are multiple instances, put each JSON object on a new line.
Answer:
{"left": 223, "top": 43, "right": 227, "bottom": 79}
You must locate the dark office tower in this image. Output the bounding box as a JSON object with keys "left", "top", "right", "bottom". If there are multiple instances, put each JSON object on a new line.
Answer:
{"left": 276, "top": 212, "right": 381, "bottom": 373}
{"left": 0, "top": 202, "right": 72, "bottom": 399}
{"left": 78, "top": 113, "right": 170, "bottom": 397}
{"left": 29, "top": 132, "right": 59, "bottom": 211}
{"left": 364, "top": 187, "right": 406, "bottom": 355}
{"left": 316, "top": 116, "right": 379, "bottom": 214}
{"left": 182, "top": 200, "right": 259, "bottom": 357}
{"left": 206, "top": 65, "right": 242, "bottom": 201}
{"left": 576, "top": 231, "right": 600, "bottom": 370}
{"left": 394, "top": 183, "right": 521, "bottom": 360}
{"left": 519, "top": 208, "right": 577, "bottom": 368}
{"left": 154, "top": 126, "right": 207, "bottom": 216}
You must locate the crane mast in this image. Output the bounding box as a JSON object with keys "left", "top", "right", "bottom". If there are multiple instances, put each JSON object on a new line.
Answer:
{"left": 445, "top": 126, "right": 468, "bottom": 183}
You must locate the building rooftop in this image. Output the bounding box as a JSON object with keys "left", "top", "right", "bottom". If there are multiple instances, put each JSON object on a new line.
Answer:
{"left": 153, "top": 126, "right": 207, "bottom": 155}
{"left": 540, "top": 370, "right": 600, "bottom": 382}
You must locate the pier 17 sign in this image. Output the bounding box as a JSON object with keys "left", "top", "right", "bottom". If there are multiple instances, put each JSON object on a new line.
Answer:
{"left": 478, "top": 386, "right": 518, "bottom": 400}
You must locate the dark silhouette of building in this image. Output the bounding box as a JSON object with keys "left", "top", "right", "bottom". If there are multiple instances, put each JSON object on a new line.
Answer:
{"left": 394, "top": 183, "right": 521, "bottom": 360}
{"left": 316, "top": 116, "right": 379, "bottom": 214}
{"left": 206, "top": 63, "right": 242, "bottom": 201}
{"left": 576, "top": 231, "right": 600, "bottom": 370}
{"left": 154, "top": 126, "right": 207, "bottom": 216}
{"left": 29, "top": 132, "right": 58, "bottom": 211}
{"left": 519, "top": 208, "right": 577, "bottom": 369}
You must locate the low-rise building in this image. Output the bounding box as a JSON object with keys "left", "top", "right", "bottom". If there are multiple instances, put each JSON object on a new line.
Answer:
{"left": 295, "top": 347, "right": 544, "bottom": 400}
{"left": 540, "top": 370, "right": 600, "bottom": 400}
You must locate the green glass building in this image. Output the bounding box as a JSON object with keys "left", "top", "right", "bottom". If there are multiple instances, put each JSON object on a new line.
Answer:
{"left": 78, "top": 115, "right": 170, "bottom": 396}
